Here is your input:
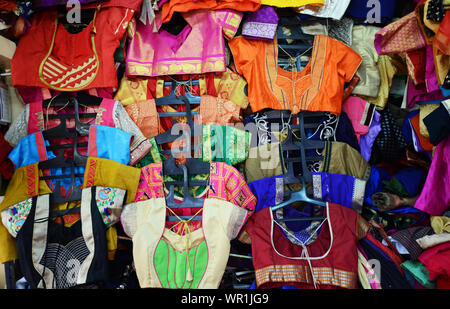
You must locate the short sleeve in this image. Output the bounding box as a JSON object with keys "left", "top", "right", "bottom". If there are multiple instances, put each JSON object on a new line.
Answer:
{"left": 120, "top": 202, "right": 137, "bottom": 238}
{"left": 228, "top": 36, "right": 261, "bottom": 78}
{"left": 334, "top": 39, "right": 363, "bottom": 83}
{"left": 213, "top": 9, "right": 244, "bottom": 41}
{"left": 8, "top": 133, "right": 44, "bottom": 170}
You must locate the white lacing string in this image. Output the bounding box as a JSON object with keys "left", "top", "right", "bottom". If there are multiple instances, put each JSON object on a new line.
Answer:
{"left": 273, "top": 216, "right": 329, "bottom": 289}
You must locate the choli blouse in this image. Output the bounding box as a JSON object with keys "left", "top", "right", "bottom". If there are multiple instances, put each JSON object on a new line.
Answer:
{"left": 240, "top": 202, "right": 370, "bottom": 289}
{"left": 228, "top": 34, "right": 362, "bottom": 114}
{"left": 4, "top": 98, "right": 150, "bottom": 165}
{"left": 128, "top": 198, "right": 251, "bottom": 289}
{"left": 126, "top": 9, "right": 243, "bottom": 77}
{"left": 0, "top": 157, "right": 140, "bottom": 263}
{"left": 121, "top": 161, "right": 256, "bottom": 235}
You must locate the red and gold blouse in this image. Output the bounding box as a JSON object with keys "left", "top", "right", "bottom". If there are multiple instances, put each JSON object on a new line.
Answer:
{"left": 11, "top": 5, "right": 134, "bottom": 91}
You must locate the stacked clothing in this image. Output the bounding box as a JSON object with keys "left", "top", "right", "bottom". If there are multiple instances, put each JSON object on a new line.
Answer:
{"left": 0, "top": 0, "right": 448, "bottom": 291}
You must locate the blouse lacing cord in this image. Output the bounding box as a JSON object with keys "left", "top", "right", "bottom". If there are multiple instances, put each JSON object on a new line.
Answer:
{"left": 165, "top": 206, "right": 204, "bottom": 282}
{"left": 273, "top": 216, "right": 329, "bottom": 289}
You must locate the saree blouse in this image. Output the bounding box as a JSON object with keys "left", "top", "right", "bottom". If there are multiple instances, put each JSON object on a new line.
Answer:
{"left": 239, "top": 203, "right": 369, "bottom": 289}
{"left": 228, "top": 35, "right": 362, "bottom": 114}
{"left": 126, "top": 198, "right": 250, "bottom": 289}
{"left": 5, "top": 98, "right": 150, "bottom": 165}
{"left": 9, "top": 125, "right": 131, "bottom": 170}
{"left": 124, "top": 95, "right": 243, "bottom": 139}
{"left": 130, "top": 124, "right": 251, "bottom": 167}
{"left": 11, "top": 5, "right": 134, "bottom": 91}
{"left": 126, "top": 9, "right": 242, "bottom": 77}
{"left": 244, "top": 109, "right": 360, "bottom": 150}
{"left": 8, "top": 186, "right": 127, "bottom": 289}
{"left": 121, "top": 161, "right": 256, "bottom": 236}
{"left": 248, "top": 172, "right": 367, "bottom": 214}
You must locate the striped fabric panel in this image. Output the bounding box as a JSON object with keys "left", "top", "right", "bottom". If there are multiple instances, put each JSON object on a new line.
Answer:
{"left": 255, "top": 264, "right": 358, "bottom": 289}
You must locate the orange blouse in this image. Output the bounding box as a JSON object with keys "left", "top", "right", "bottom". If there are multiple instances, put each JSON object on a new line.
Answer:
{"left": 228, "top": 35, "right": 362, "bottom": 115}
{"left": 160, "top": 0, "right": 261, "bottom": 24}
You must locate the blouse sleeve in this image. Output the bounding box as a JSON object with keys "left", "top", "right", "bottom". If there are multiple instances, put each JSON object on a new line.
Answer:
{"left": 226, "top": 206, "right": 251, "bottom": 240}
{"left": 333, "top": 39, "right": 363, "bottom": 83}
{"left": 113, "top": 102, "right": 153, "bottom": 165}
{"left": 94, "top": 186, "right": 127, "bottom": 228}
{"left": 223, "top": 163, "right": 257, "bottom": 212}
{"left": 228, "top": 36, "right": 261, "bottom": 79}
{"left": 213, "top": 9, "right": 244, "bottom": 41}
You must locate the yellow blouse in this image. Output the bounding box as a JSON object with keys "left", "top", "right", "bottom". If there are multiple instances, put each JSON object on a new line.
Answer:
{"left": 260, "top": 0, "right": 324, "bottom": 7}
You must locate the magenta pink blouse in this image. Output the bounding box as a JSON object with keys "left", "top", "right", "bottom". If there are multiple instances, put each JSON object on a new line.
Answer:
{"left": 125, "top": 9, "right": 242, "bottom": 77}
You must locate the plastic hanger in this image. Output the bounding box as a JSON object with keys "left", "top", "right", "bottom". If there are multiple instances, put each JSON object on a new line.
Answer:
{"left": 156, "top": 82, "right": 200, "bottom": 117}
{"left": 154, "top": 93, "right": 202, "bottom": 148}
{"left": 276, "top": 14, "right": 314, "bottom": 72}
{"left": 75, "top": 91, "right": 103, "bottom": 106}
{"left": 155, "top": 81, "right": 186, "bottom": 106}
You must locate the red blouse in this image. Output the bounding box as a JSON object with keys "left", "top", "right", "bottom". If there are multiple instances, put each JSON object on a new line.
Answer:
{"left": 241, "top": 203, "right": 369, "bottom": 289}
{"left": 11, "top": 5, "right": 134, "bottom": 91}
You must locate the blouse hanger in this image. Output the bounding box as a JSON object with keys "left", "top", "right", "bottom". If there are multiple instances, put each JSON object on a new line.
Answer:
{"left": 276, "top": 14, "right": 314, "bottom": 71}
{"left": 163, "top": 78, "right": 201, "bottom": 104}
{"left": 48, "top": 163, "right": 83, "bottom": 205}
{"left": 41, "top": 97, "right": 91, "bottom": 140}
{"left": 271, "top": 175, "right": 327, "bottom": 216}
